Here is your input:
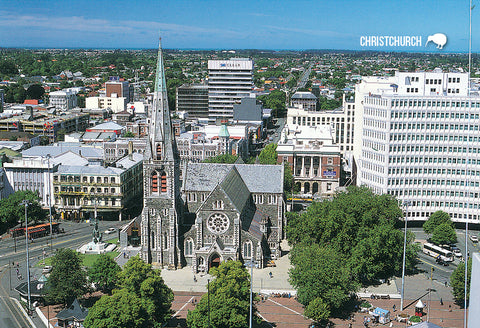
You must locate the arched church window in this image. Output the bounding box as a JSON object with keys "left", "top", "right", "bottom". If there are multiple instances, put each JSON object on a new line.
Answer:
{"left": 185, "top": 238, "right": 194, "bottom": 256}
{"left": 161, "top": 171, "right": 167, "bottom": 193}
{"left": 207, "top": 213, "right": 229, "bottom": 234}
{"left": 243, "top": 241, "right": 252, "bottom": 259}
{"left": 156, "top": 143, "right": 162, "bottom": 159}
{"left": 213, "top": 200, "right": 224, "bottom": 210}
{"left": 151, "top": 172, "right": 158, "bottom": 193}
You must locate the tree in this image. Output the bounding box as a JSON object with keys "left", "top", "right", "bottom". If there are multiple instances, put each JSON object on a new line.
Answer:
{"left": 118, "top": 256, "right": 173, "bottom": 323}
{"left": 26, "top": 84, "right": 45, "bottom": 100}
{"left": 431, "top": 222, "right": 457, "bottom": 245}
{"left": 88, "top": 254, "right": 121, "bottom": 295}
{"left": 423, "top": 211, "right": 452, "bottom": 234}
{"left": 0, "top": 59, "right": 17, "bottom": 76}
{"left": 123, "top": 131, "right": 136, "bottom": 138}
{"left": 187, "top": 261, "right": 258, "bottom": 328}
{"left": 83, "top": 289, "right": 153, "bottom": 328}
{"left": 203, "top": 154, "right": 238, "bottom": 164}
{"left": 287, "top": 186, "right": 418, "bottom": 315}
{"left": 304, "top": 297, "right": 331, "bottom": 324}
{"left": 450, "top": 258, "right": 471, "bottom": 306}
{"left": 45, "top": 248, "right": 89, "bottom": 306}
{"left": 0, "top": 190, "right": 47, "bottom": 234}
{"left": 283, "top": 163, "right": 294, "bottom": 192}
{"left": 258, "top": 143, "right": 278, "bottom": 165}
{"left": 258, "top": 90, "right": 286, "bottom": 117}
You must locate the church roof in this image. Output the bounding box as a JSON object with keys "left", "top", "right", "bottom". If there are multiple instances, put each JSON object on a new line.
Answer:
{"left": 184, "top": 163, "right": 283, "bottom": 194}
{"left": 56, "top": 298, "right": 88, "bottom": 322}
{"left": 220, "top": 166, "right": 250, "bottom": 213}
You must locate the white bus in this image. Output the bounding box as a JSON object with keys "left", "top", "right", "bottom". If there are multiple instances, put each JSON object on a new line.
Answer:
{"left": 423, "top": 242, "right": 454, "bottom": 262}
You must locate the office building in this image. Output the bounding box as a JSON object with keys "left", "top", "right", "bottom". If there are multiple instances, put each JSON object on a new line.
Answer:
{"left": 49, "top": 90, "right": 78, "bottom": 110}
{"left": 208, "top": 58, "right": 254, "bottom": 122}
{"left": 106, "top": 77, "right": 132, "bottom": 103}
{"left": 176, "top": 84, "right": 209, "bottom": 121}
{"left": 354, "top": 70, "right": 478, "bottom": 222}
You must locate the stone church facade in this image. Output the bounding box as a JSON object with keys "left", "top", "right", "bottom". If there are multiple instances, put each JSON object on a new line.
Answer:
{"left": 141, "top": 39, "right": 285, "bottom": 271}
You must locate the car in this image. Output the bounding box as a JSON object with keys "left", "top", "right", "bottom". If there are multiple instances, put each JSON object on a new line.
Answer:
{"left": 436, "top": 258, "right": 449, "bottom": 266}
{"left": 470, "top": 235, "right": 478, "bottom": 243}
{"left": 42, "top": 265, "right": 52, "bottom": 274}
{"left": 104, "top": 228, "right": 117, "bottom": 235}
{"left": 452, "top": 248, "right": 462, "bottom": 258}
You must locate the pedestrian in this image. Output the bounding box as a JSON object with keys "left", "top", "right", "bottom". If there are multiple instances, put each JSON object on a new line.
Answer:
{"left": 193, "top": 275, "right": 197, "bottom": 282}
{"left": 440, "top": 298, "right": 443, "bottom": 306}
{"left": 393, "top": 304, "right": 396, "bottom": 312}
{"left": 445, "top": 281, "right": 448, "bottom": 287}
{"left": 269, "top": 271, "right": 273, "bottom": 278}
{"left": 449, "top": 304, "right": 452, "bottom": 312}
{"left": 123, "top": 252, "right": 126, "bottom": 258}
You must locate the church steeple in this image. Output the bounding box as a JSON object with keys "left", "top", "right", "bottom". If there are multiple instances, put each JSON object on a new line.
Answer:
{"left": 148, "top": 37, "right": 177, "bottom": 162}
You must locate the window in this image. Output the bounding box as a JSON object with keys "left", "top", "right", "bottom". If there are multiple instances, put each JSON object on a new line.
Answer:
{"left": 243, "top": 241, "right": 252, "bottom": 258}
{"left": 213, "top": 200, "right": 224, "bottom": 210}
{"left": 185, "top": 238, "right": 194, "bottom": 256}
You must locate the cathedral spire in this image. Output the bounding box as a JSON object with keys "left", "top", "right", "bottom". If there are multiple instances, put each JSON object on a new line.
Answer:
{"left": 149, "top": 36, "right": 176, "bottom": 162}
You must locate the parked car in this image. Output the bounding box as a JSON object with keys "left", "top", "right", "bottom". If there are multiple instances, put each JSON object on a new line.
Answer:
{"left": 42, "top": 265, "right": 53, "bottom": 274}
{"left": 436, "top": 258, "right": 449, "bottom": 266}
{"left": 470, "top": 235, "right": 478, "bottom": 243}
{"left": 104, "top": 228, "right": 117, "bottom": 235}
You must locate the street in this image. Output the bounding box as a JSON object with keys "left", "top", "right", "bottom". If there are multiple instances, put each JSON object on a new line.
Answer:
{"left": 0, "top": 220, "right": 124, "bottom": 328}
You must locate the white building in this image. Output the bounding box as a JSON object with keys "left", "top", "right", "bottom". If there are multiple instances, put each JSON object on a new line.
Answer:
{"left": 354, "top": 70, "right": 479, "bottom": 223}
{"left": 86, "top": 96, "right": 126, "bottom": 113}
{"left": 208, "top": 59, "right": 254, "bottom": 122}
{"left": 287, "top": 96, "right": 355, "bottom": 156}
{"left": 49, "top": 90, "right": 77, "bottom": 110}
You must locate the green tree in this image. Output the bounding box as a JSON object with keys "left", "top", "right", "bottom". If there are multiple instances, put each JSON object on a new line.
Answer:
{"left": 88, "top": 254, "right": 121, "bottom": 295}
{"left": 258, "top": 90, "right": 286, "bottom": 117}
{"left": 45, "top": 248, "right": 89, "bottom": 306}
{"left": 26, "top": 84, "right": 45, "bottom": 100}
{"left": 187, "top": 261, "right": 258, "bottom": 328}
{"left": 0, "top": 59, "right": 18, "bottom": 76}
{"left": 83, "top": 289, "right": 153, "bottom": 328}
{"left": 258, "top": 143, "right": 277, "bottom": 165}
{"left": 287, "top": 186, "right": 418, "bottom": 314}
{"left": 450, "top": 258, "right": 471, "bottom": 306}
{"left": 283, "top": 162, "right": 294, "bottom": 192}
{"left": 290, "top": 244, "right": 358, "bottom": 315}
{"left": 123, "top": 131, "right": 136, "bottom": 138}
{"left": 431, "top": 222, "right": 457, "bottom": 245}
{"left": 304, "top": 297, "right": 331, "bottom": 324}
{"left": 0, "top": 190, "right": 47, "bottom": 234}
{"left": 423, "top": 211, "right": 452, "bottom": 234}
{"left": 203, "top": 154, "right": 238, "bottom": 164}
{"left": 118, "top": 256, "right": 173, "bottom": 323}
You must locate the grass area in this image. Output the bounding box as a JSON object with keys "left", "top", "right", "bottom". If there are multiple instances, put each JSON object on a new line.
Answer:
{"left": 35, "top": 251, "right": 120, "bottom": 269}
{"left": 105, "top": 237, "right": 119, "bottom": 244}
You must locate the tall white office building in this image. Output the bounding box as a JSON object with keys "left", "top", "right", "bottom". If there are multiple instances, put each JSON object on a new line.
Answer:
{"left": 208, "top": 58, "right": 254, "bottom": 122}
{"left": 354, "top": 70, "right": 480, "bottom": 223}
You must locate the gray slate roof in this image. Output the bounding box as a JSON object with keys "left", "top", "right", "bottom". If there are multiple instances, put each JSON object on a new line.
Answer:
{"left": 291, "top": 91, "right": 317, "bottom": 100}
{"left": 184, "top": 163, "right": 283, "bottom": 194}
{"left": 56, "top": 299, "right": 88, "bottom": 322}
{"left": 220, "top": 166, "right": 250, "bottom": 213}
{"left": 57, "top": 164, "right": 123, "bottom": 175}
{"left": 22, "top": 145, "right": 103, "bottom": 159}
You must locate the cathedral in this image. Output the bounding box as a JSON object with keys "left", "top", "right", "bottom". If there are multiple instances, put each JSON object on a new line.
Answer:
{"left": 140, "top": 39, "right": 285, "bottom": 272}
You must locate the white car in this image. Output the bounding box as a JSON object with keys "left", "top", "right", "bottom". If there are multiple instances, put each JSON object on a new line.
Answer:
{"left": 470, "top": 235, "right": 478, "bottom": 243}
{"left": 104, "top": 228, "right": 117, "bottom": 235}
{"left": 453, "top": 249, "right": 462, "bottom": 258}
{"left": 42, "top": 265, "right": 52, "bottom": 274}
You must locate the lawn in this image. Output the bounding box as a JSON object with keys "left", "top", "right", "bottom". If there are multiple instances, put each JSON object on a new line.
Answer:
{"left": 36, "top": 251, "right": 120, "bottom": 269}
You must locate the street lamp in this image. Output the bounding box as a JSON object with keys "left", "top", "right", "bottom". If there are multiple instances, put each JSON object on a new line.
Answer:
{"left": 46, "top": 154, "right": 53, "bottom": 252}
{"left": 207, "top": 278, "right": 210, "bottom": 328}
{"left": 21, "top": 200, "right": 32, "bottom": 312}
{"left": 400, "top": 200, "right": 411, "bottom": 311}
{"left": 245, "top": 259, "right": 256, "bottom": 328}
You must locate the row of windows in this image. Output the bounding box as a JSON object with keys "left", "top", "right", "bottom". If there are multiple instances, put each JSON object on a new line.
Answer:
{"left": 56, "top": 186, "right": 118, "bottom": 194}
{"left": 55, "top": 175, "right": 117, "bottom": 184}
{"left": 389, "top": 167, "right": 480, "bottom": 176}
{"left": 425, "top": 79, "right": 442, "bottom": 84}
{"left": 391, "top": 99, "right": 480, "bottom": 108}
{"left": 388, "top": 178, "right": 480, "bottom": 187}
{"left": 389, "top": 156, "right": 468, "bottom": 164}
{"left": 406, "top": 88, "right": 418, "bottom": 93}
{"left": 252, "top": 194, "right": 277, "bottom": 204}
{"left": 389, "top": 145, "right": 480, "bottom": 154}
{"left": 292, "top": 116, "right": 349, "bottom": 125}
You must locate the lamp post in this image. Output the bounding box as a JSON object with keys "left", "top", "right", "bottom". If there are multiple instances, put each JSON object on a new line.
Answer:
{"left": 207, "top": 278, "right": 210, "bottom": 328}
{"left": 21, "top": 200, "right": 32, "bottom": 312}
{"left": 246, "top": 260, "right": 255, "bottom": 328}
{"left": 46, "top": 154, "right": 53, "bottom": 252}
{"left": 400, "top": 200, "right": 411, "bottom": 311}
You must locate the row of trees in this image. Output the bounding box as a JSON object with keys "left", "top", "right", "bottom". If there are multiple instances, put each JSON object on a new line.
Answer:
{"left": 0, "top": 190, "right": 47, "bottom": 235}
{"left": 44, "top": 249, "right": 174, "bottom": 328}
{"left": 287, "top": 186, "right": 419, "bottom": 323}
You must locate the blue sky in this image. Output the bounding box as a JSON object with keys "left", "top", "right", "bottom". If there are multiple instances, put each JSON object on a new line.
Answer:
{"left": 1, "top": 0, "right": 478, "bottom": 51}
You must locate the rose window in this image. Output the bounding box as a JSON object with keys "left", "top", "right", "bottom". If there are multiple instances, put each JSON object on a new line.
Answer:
{"left": 207, "top": 213, "right": 229, "bottom": 234}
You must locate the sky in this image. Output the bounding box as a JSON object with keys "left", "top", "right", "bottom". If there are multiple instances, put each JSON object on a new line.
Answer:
{"left": 1, "top": 0, "right": 478, "bottom": 51}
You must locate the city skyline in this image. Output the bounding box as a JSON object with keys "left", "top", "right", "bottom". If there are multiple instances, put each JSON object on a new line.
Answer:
{"left": 2, "top": 0, "right": 478, "bottom": 51}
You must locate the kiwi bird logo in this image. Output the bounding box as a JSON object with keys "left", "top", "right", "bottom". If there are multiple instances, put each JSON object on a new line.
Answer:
{"left": 425, "top": 33, "right": 447, "bottom": 49}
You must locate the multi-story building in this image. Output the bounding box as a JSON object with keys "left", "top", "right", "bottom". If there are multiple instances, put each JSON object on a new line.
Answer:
{"left": 287, "top": 96, "right": 355, "bottom": 156}
{"left": 176, "top": 84, "right": 209, "bottom": 121}
{"left": 85, "top": 96, "right": 126, "bottom": 113}
{"left": 208, "top": 59, "right": 254, "bottom": 122}
{"left": 354, "top": 70, "right": 478, "bottom": 222}
{"left": 49, "top": 90, "right": 78, "bottom": 110}
{"left": 103, "top": 138, "right": 147, "bottom": 163}
{"left": 277, "top": 124, "right": 341, "bottom": 197}
{"left": 290, "top": 91, "right": 317, "bottom": 111}
{"left": 52, "top": 152, "right": 143, "bottom": 220}
{"left": 106, "top": 77, "right": 132, "bottom": 103}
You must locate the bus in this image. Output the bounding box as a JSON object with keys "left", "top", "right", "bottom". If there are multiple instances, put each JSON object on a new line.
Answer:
{"left": 423, "top": 242, "right": 454, "bottom": 262}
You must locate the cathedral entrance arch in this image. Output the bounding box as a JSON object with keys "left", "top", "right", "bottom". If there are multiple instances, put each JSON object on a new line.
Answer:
{"left": 209, "top": 253, "right": 221, "bottom": 270}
